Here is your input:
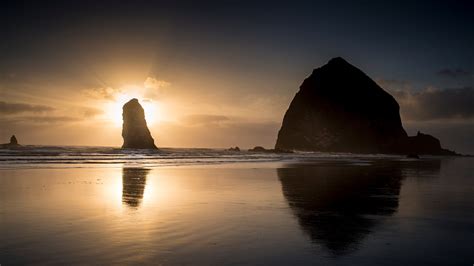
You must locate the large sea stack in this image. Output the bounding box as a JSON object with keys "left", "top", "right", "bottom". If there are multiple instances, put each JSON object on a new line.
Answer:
{"left": 275, "top": 57, "right": 455, "bottom": 155}
{"left": 122, "top": 98, "right": 158, "bottom": 149}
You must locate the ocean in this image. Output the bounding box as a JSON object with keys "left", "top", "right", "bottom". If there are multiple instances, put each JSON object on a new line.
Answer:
{"left": 0, "top": 146, "right": 473, "bottom": 265}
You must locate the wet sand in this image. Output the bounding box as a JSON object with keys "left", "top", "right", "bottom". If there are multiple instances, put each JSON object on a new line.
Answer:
{"left": 1, "top": 157, "right": 473, "bottom": 265}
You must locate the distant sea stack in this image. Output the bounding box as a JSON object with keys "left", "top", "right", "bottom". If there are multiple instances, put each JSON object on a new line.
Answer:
{"left": 275, "top": 57, "right": 455, "bottom": 155}
{"left": 9, "top": 135, "right": 18, "bottom": 145}
{"left": 0, "top": 135, "right": 21, "bottom": 149}
{"left": 122, "top": 98, "right": 158, "bottom": 149}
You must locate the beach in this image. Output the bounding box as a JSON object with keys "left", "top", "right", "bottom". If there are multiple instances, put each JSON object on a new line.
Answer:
{"left": 1, "top": 148, "right": 473, "bottom": 265}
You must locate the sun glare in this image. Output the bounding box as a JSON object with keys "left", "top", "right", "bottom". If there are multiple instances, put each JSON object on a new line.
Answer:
{"left": 105, "top": 86, "right": 158, "bottom": 127}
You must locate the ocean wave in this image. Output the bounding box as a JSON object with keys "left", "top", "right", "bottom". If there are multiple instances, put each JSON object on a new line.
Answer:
{"left": 0, "top": 145, "right": 405, "bottom": 169}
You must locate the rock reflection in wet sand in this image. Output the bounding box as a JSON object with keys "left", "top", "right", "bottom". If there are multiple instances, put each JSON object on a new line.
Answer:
{"left": 278, "top": 160, "right": 441, "bottom": 255}
{"left": 122, "top": 168, "right": 149, "bottom": 208}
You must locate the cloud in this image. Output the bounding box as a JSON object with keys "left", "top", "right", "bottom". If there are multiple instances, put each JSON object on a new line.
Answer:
{"left": 437, "top": 68, "right": 471, "bottom": 78}
{"left": 82, "top": 107, "right": 103, "bottom": 117}
{"left": 144, "top": 77, "right": 170, "bottom": 90}
{"left": 25, "top": 116, "right": 82, "bottom": 123}
{"left": 143, "top": 77, "right": 170, "bottom": 99}
{"left": 1, "top": 115, "right": 82, "bottom": 124}
{"left": 157, "top": 119, "right": 280, "bottom": 148}
{"left": 83, "top": 77, "right": 170, "bottom": 101}
{"left": 376, "top": 78, "right": 474, "bottom": 122}
{"left": 393, "top": 87, "right": 474, "bottom": 121}
{"left": 152, "top": 113, "right": 282, "bottom": 148}
{"left": 0, "top": 101, "right": 55, "bottom": 114}
{"left": 180, "top": 114, "right": 230, "bottom": 125}
{"left": 83, "top": 86, "right": 121, "bottom": 100}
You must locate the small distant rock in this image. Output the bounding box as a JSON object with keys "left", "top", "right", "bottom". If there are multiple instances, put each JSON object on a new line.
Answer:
{"left": 10, "top": 135, "right": 18, "bottom": 145}
{"left": 248, "top": 146, "right": 293, "bottom": 153}
{"left": 0, "top": 135, "right": 21, "bottom": 149}
{"left": 227, "top": 146, "right": 240, "bottom": 152}
{"left": 248, "top": 146, "right": 267, "bottom": 152}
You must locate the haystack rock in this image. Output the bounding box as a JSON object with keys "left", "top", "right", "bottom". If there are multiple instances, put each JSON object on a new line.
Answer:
{"left": 121, "top": 98, "right": 157, "bottom": 149}
{"left": 275, "top": 57, "right": 456, "bottom": 155}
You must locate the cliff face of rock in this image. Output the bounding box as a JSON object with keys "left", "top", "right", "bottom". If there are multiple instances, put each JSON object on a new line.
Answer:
{"left": 275, "top": 57, "right": 407, "bottom": 153}
{"left": 275, "top": 57, "right": 456, "bottom": 155}
{"left": 121, "top": 98, "right": 157, "bottom": 149}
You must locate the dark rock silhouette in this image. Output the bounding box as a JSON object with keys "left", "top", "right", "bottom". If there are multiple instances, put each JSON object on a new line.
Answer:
{"left": 122, "top": 167, "right": 149, "bottom": 208}
{"left": 121, "top": 98, "right": 157, "bottom": 149}
{"left": 0, "top": 135, "right": 21, "bottom": 148}
{"left": 227, "top": 146, "right": 240, "bottom": 152}
{"left": 248, "top": 146, "right": 293, "bottom": 153}
{"left": 404, "top": 131, "right": 455, "bottom": 155}
{"left": 10, "top": 135, "right": 18, "bottom": 145}
{"left": 248, "top": 146, "right": 267, "bottom": 152}
{"left": 278, "top": 160, "right": 441, "bottom": 255}
{"left": 275, "top": 57, "right": 456, "bottom": 155}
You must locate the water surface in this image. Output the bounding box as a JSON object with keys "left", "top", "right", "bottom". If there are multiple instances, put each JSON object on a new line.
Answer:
{"left": 1, "top": 151, "right": 473, "bottom": 265}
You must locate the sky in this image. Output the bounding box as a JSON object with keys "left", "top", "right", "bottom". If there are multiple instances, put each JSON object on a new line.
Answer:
{"left": 1, "top": 0, "right": 473, "bottom": 153}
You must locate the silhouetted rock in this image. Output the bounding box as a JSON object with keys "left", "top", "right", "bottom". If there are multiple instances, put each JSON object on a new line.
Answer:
{"left": 404, "top": 132, "right": 455, "bottom": 155}
{"left": 248, "top": 146, "right": 293, "bottom": 153}
{"left": 275, "top": 57, "right": 457, "bottom": 155}
{"left": 0, "top": 135, "right": 21, "bottom": 148}
{"left": 248, "top": 146, "right": 267, "bottom": 152}
{"left": 406, "top": 153, "right": 420, "bottom": 159}
{"left": 227, "top": 146, "right": 240, "bottom": 151}
{"left": 276, "top": 57, "right": 407, "bottom": 153}
{"left": 10, "top": 135, "right": 18, "bottom": 145}
{"left": 122, "top": 98, "right": 157, "bottom": 149}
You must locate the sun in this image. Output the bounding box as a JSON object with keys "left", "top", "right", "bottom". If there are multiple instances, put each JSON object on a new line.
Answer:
{"left": 104, "top": 86, "right": 158, "bottom": 127}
